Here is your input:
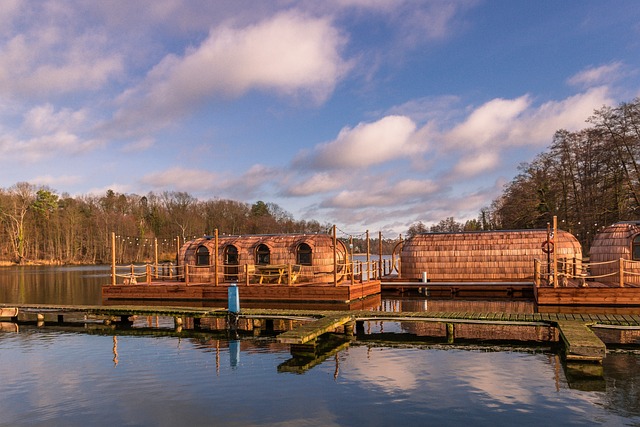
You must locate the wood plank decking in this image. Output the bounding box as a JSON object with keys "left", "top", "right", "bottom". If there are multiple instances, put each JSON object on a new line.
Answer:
{"left": 3, "top": 303, "right": 639, "bottom": 363}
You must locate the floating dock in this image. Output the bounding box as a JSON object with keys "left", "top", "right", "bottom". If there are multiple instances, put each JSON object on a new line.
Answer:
{"left": 3, "top": 303, "right": 639, "bottom": 364}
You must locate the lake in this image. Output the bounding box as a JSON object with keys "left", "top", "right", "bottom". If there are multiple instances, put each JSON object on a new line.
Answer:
{"left": 0, "top": 265, "right": 639, "bottom": 426}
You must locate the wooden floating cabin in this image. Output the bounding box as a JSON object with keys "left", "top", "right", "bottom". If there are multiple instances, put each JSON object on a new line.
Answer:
{"left": 399, "top": 229, "right": 582, "bottom": 282}
{"left": 588, "top": 221, "right": 640, "bottom": 285}
{"left": 102, "top": 230, "right": 382, "bottom": 305}
{"left": 179, "top": 233, "right": 348, "bottom": 285}
{"left": 534, "top": 220, "right": 640, "bottom": 306}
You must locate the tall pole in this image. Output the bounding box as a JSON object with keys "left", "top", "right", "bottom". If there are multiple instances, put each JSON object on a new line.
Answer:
{"left": 333, "top": 225, "right": 337, "bottom": 286}
{"left": 154, "top": 237, "right": 158, "bottom": 279}
{"left": 214, "top": 229, "right": 219, "bottom": 287}
{"left": 366, "top": 230, "right": 370, "bottom": 281}
{"left": 378, "top": 231, "right": 383, "bottom": 278}
{"left": 111, "top": 232, "right": 116, "bottom": 286}
{"left": 176, "top": 235, "right": 181, "bottom": 280}
{"left": 553, "top": 216, "right": 558, "bottom": 287}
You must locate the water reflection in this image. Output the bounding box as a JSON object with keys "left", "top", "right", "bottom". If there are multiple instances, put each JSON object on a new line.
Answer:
{"left": 0, "top": 322, "right": 638, "bottom": 425}
{"left": 0, "top": 265, "right": 109, "bottom": 305}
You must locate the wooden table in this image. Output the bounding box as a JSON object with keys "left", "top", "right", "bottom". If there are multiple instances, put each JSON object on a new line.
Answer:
{"left": 256, "top": 265, "right": 301, "bottom": 284}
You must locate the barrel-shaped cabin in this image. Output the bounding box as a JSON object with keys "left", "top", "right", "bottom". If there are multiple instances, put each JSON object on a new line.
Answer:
{"left": 589, "top": 222, "right": 640, "bottom": 284}
{"left": 178, "top": 233, "right": 348, "bottom": 284}
{"left": 400, "top": 229, "right": 582, "bottom": 282}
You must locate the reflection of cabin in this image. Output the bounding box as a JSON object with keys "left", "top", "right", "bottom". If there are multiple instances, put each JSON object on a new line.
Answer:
{"left": 589, "top": 222, "right": 640, "bottom": 285}
{"left": 400, "top": 229, "right": 582, "bottom": 282}
{"left": 178, "top": 233, "right": 348, "bottom": 284}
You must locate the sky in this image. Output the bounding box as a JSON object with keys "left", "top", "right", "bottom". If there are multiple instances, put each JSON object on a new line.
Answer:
{"left": 1, "top": 0, "right": 640, "bottom": 235}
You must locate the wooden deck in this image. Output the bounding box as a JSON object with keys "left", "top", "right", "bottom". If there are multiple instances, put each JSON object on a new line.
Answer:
{"left": 535, "top": 280, "right": 640, "bottom": 306}
{"left": 102, "top": 280, "right": 381, "bottom": 304}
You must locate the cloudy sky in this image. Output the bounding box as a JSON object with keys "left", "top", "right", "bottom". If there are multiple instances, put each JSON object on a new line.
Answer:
{"left": 2, "top": 1, "right": 639, "bottom": 234}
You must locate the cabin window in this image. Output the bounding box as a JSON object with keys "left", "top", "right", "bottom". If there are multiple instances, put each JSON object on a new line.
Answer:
{"left": 196, "top": 245, "right": 210, "bottom": 266}
{"left": 633, "top": 235, "right": 640, "bottom": 261}
{"left": 255, "top": 244, "right": 270, "bottom": 265}
{"left": 297, "top": 243, "right": 312, "bottom": 266}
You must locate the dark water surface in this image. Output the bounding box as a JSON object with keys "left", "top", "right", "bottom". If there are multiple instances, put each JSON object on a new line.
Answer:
{"left": 1, "top": 265, "right": 639, "bottom": 426}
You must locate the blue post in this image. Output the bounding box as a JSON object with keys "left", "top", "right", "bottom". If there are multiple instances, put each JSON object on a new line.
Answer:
{"left": 228, "top": 283, "right": 240, "bottom": 314}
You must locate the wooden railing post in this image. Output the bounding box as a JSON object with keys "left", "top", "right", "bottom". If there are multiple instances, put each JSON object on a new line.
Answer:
{"left": 111, "top": 232, "right": 116, "bottom": 286}
{"left": 154, "top": 237, "right": 158, "bottom": 279}
{"left": 333, "top": 225, "right": 338, "bottom": 287}
{"left": 350, "top": 260, "right": 355, "bottom": 285}
{"left": 214, "top": 229, "right": 219, "bottom": 287}
{"left": 366, "top": 230, "right": 370, "bottom": 283}
{"left": 146, "top": 264, "right": 151, "bottom": 284}
{"left": 378, "top": 231, "right": 383, "bottom": 279}
{"left": 620, "top": 258, "right": 625, "bottom": 288}
{"left": 287, "top": 264, "right": 292, "bottom": 286}
{"left": 552, "top": 216, "right": 558, "bottom": 288}
{"left": 185, "top": 264, "right": 190, "bottom": 285}
{"left": 245, "top": 265, "right": 250, "bottom": 286}
{"left": 534, "top": 259, "right": 540, "bottom": 287}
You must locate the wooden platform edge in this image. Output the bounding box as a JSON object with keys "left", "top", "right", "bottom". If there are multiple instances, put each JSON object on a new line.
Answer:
{"left": 555, "top": 320, "right": 607, "bottom": 362}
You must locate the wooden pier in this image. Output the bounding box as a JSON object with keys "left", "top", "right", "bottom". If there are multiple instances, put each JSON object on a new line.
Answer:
{"left": 2, "top": 303, "right": 639, "bottom": 364}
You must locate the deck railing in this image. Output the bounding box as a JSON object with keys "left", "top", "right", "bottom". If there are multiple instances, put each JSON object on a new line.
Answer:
{"left": 534, "top": 257, "right": 640, "bottom": 288}
{"left": 111, "top": 259, "right": 385, "bottom": 286}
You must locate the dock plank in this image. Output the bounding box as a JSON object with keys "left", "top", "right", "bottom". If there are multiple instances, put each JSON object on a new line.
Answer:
{"left": 556, "top": 320, "right": 606, "bottom": 362}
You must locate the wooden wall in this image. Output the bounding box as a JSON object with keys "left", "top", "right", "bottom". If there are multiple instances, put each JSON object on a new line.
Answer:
{"left": 590, "top": 222, "right": 640, "bottom": 284}
{"left": 400, "top": 229, "right": 582, "bottom": 282}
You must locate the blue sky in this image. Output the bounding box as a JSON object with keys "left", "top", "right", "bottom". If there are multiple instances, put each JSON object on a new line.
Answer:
{"left": 1, "top": 1, "right": 639, "bottom": 234}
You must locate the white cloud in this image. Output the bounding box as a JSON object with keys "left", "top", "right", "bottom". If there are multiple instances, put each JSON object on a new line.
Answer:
{"left": 111, "top": 10, "right": 350, "bottom": 133}
{"left": 323, "top": 178, "right": 438, "bottom": 208}
{"left": 452, "top": 152, "right": 500, "bottom": 177}
{"left": 22, "top": 104, "right": 88, "bottom": 134}
{"left": 567, "top": 62, "right": 623, "bottom": 87}
{"left": 295, "top": 115, "right": 419, "bottom": 170}
{"left": 121, "top": 137, "right": 156, "bottom": 153}
{"left": 445, "top": 96, "right": 531, "bottom": 148}
{"left": 31, "top": 174, "right": 83, "bottom": 188}
{"left": 0, "top": 26, "right": 123, "bottom": 97}
{"left": 140, "top": 167, "right": 221, "bottom": 192}
{"left": 282, "top": 172, "right": 346, "bottom": 196}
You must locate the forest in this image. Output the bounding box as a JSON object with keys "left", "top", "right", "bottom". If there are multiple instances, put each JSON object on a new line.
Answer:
{"left": 1, "top": 98, "right": 638, "bottom": 264}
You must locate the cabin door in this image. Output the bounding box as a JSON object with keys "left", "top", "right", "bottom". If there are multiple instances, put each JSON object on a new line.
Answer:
{"left": 224, "top": 245, "right": 239, "bottom": 282}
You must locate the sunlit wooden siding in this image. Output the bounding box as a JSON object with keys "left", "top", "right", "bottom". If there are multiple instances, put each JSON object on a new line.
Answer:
{"left": 590, "top": 222, "right": 640, "bottom": 284}
{"left": 400, "top": 229, "right": 582, "bottom": 282}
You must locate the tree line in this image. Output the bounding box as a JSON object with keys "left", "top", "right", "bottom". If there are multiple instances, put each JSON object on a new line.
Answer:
{"left": 409, "top": 98, "right": 640, "bottom": 252}
{"left": 0, "top": 186, "right": 398, "bottom": 264}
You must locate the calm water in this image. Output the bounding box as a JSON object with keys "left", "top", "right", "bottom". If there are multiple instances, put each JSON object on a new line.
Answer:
{"left": 1, "top": 265, "right": 640, "bottom": 426}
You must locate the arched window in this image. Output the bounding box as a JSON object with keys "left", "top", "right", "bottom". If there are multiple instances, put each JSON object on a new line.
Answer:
{"left": 633, "top": 235, "right": 640, "bottom": 261}
{"left": 297, "top": 243, "right": 312, "bottom": 266}
{"left": 255, "top": 244, "right": 270, "bottom": 265}
{"left": 196, "top": 245, "right": 210, "bottom": 266}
